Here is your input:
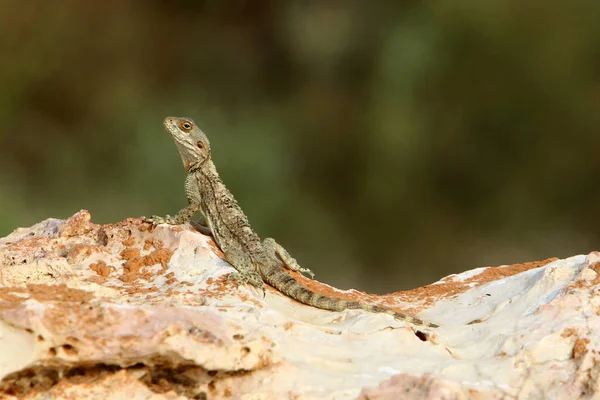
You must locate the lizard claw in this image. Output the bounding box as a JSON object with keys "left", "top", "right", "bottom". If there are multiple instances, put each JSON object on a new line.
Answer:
{"left": 227, "top": 271, "right": 266, "bottom": 296}
{"left": 300, "top": 267, "right": 315, "bottom": 279}
{"left": 144, "top": 215, "right": 176, "bottom": 225}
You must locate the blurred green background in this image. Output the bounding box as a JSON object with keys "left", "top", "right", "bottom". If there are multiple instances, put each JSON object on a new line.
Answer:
{"left": 1, "top": 1, "right": 599, "bottom": 293}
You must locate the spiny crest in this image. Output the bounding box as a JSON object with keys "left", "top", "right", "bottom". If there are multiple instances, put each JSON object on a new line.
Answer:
{"left": 163, "top": 116, "right": 211, "bottom": 171}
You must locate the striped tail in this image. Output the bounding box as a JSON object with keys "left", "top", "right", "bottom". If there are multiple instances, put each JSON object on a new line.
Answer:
{"left": 262, "top": 266, "right": 438, "bottom": 328}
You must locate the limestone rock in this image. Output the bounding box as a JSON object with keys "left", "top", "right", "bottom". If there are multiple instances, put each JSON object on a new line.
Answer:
{"left": 0, "top": 210, "right": 598, "bottom": 399}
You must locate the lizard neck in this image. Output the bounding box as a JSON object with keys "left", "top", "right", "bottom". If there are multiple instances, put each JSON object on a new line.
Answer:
{"left": 187, "top": 158, "right": 209, "bottom": 174}
{"left": 191, "top": 159, "right": 217, "bottom": 177}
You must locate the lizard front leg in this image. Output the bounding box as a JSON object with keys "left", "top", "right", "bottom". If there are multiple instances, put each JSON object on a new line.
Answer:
{"left": 146, "top": 174, "right": 202, "bottom": 225}
{"left": 263, "top": 238, "right": 315, "bottom": 279}
{"left": 145, "top": 203, "right": 200, "bottom": 225}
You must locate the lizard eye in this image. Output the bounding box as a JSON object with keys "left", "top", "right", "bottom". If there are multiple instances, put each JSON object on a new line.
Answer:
{"left": 182, "top": 122, "right": 192, "bottom": 130}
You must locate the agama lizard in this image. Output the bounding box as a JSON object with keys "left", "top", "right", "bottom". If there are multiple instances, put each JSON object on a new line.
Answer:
{"left": 145, "top": 116, "right": 438, "bottom": 328}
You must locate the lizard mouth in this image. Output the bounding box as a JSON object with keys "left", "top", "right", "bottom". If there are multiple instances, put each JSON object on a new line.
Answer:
{"left": 163, "top": 117, "right": 178, "bottom": 132}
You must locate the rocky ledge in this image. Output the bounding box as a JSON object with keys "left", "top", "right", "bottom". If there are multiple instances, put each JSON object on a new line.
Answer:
{"left": 0, "top": 210, "right": 598, "bottom": 399}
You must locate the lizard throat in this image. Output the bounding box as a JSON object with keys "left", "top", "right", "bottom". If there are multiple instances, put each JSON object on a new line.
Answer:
{"left": 186, "top": 161, "right": 203, "bottom": 173}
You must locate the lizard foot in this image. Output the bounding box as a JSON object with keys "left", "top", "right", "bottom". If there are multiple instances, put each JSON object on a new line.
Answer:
{"left": 144, "top": 215, "right": 177, "bottom": 225}
{"left": 279, "top": 264, "right": 315, "bottom": 279}
{"left": 262, "top": 237, "right": 315, "bottom": 279}
{"left": 279, "top": 256, "right": 315, "bottom": 279}
{"left": 227, "top": 271, "right": 266, "bottom": 295}
{"left": 295, "top": 266, "right": 315, "bottom": 279}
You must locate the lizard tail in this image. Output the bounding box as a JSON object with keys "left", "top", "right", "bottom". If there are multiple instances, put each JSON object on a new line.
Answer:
{"left": 263, "top": 267, "right": 438, "bottom": 328}
{"left": 350, "top": 302, "right": 439, "bottom": 328}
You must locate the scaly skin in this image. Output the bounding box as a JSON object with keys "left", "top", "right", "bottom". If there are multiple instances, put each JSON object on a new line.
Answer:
{"left": 145, "top": 116, "right": 438, "bottom": 329}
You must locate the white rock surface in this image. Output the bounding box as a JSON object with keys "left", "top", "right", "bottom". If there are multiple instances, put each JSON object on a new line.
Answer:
{"left": 0, "top": 210, "right": 598, "bottom": 399}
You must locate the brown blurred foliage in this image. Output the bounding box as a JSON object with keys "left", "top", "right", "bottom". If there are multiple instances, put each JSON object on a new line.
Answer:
{"left": 1, "top": 0, "right": 599, "bottom": 292}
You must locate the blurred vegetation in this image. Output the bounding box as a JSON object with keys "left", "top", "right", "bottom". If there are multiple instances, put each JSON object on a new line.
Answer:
{"left": 1, "top": 1, "right": 599, "bottom": 293}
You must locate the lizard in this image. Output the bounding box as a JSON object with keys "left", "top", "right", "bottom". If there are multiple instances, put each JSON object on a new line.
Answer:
{"left": 145, "top": 116, "right": 438, "bottom": 329}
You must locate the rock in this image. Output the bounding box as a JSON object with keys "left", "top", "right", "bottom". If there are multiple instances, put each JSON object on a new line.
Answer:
{"left": 0, "top": 210, "right": 598, "bottom": 399}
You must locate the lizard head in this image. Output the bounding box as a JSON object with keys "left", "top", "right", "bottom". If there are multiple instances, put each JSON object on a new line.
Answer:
{"left": 163, "top": 116, "right": 211, "bottom": 171}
